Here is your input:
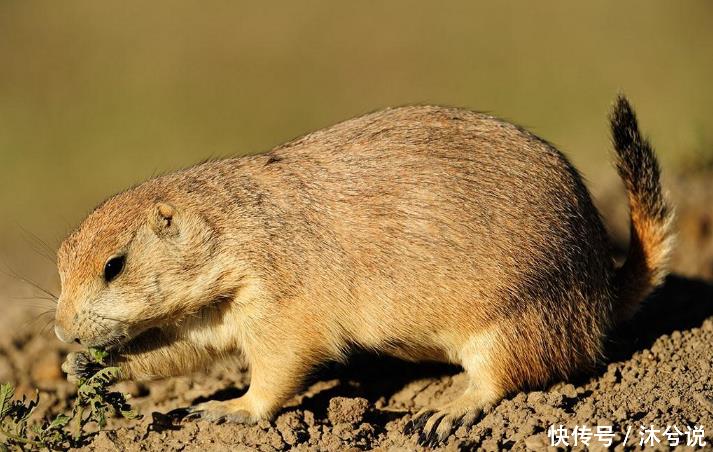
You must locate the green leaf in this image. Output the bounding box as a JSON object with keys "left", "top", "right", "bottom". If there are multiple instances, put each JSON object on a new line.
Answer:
{"left": 77, "top": 384, "right": 97, "bottom": 398}
{"left": 120, "top": 409, "right": 141, "bottom": 420}
{"left": 47, "top": 414, "right": 70, "bottom": 430}
{"left": 0, "top": 384, "right": 14, "bottom": 418}
{"left": 85, "top": 367, "right": 121, "bottom": 388}
{"left": 92, "top": 407, "right": 107, "bottom": 429}
{"left": 22, "top": 391, "right": 39, "bottom": 422}
{"left": 87, "top": 348, "right": 109, "bottom": 365}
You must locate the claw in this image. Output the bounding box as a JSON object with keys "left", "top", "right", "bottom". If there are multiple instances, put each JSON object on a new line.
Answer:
{"left": 408, "top": 403, "right": 484, "bottom": 446}
{"left": 417, "top": 431, "right": 426, "bottom": 445}
{"left": 420, "top": 412, "right": 446, "bottom": 446}
{"left": 405, "top": 409, "right": 432, "bottom": 435}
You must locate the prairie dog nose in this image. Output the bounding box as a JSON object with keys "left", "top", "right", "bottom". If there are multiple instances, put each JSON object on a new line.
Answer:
{"left": 54, "top": 324, "right": 77, "bottom": 344}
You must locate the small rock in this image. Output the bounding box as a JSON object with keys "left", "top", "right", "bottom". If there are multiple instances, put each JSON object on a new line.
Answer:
{"left": 510, "top": 418, "right": 537, "bottom": 441}
{"left": 524, "top": 433, "right": 549, "bottom": 450}
{"left": 265, "top": 429, "right": 286, "bottom": 450}
{"left": 481, "top": 438, "right": 500, "bottom": 450}
{"left": 561, "top": 384, "right": 577, "bottom": 399}
{"left": 257, "top": 419, "right": 272, "bottom": 430}
{"left": 303, "top": 410, "right": 316, "bottom": 427}
{"left": 307, "top": 425, "right": 322, "bottom": 442}
{"left": 577, "top": 402, "right": 595, "bottom": 419}
{"left": 527, "top": 391, "right": 545, "bottom": 405}
{"left": 547, "top": 391, "right": 565, "bottom": 407}
{"left": 603, "top": 367, "right": 621, "bottom": 384}
{"left": 327, "top": 397, "right": 370, "bottom": 426}
{"left": 613, "top": 407, "right": 628, "bottom": 421}
{"left": 702, "top": 319, "right": 713, "bottom": 331}
{"left": 275, "top": 410, "right": 308, "bottom": 445}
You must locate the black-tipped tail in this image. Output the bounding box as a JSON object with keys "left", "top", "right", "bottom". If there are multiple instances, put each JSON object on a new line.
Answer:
{"left": 610, "top": 95, "right": 674, "bottom": 322}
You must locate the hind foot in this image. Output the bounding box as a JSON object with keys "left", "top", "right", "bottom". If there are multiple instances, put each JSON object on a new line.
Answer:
{"left": 405, "top": 394, "right": 492, "bottom": 446}
{"left": 405, "top": 328, "right": 507, "bottom": 445}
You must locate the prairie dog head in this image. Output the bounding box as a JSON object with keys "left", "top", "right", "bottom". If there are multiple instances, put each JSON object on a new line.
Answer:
{"left": 54, "top": 188, "right": 227, "bottom": 348}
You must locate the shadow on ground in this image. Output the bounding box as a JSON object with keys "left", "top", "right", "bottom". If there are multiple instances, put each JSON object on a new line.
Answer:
{"left": 188, "top": 354, "right": 458, "bottom": 422}
{"left": 607, "top": 273, "right": 713, "bottom": 361}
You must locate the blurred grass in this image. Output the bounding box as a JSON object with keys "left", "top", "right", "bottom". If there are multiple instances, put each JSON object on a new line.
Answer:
{"left": 1, "top": 0, "right": 712, "bottom": 270}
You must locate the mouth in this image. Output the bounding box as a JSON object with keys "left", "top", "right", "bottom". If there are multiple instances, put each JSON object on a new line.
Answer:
{"left": 88, "top": 326, "right": 158, "bottom": 352}
{"left": 87, "top": 334, "right": 130, "bottom": 351}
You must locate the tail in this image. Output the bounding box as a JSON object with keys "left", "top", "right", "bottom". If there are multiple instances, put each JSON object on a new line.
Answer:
{"left": 610, "top": 95, "right": 674, "bottom": 323}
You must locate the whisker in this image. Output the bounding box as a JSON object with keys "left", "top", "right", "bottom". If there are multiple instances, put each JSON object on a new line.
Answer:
{"left": 13, "top": 295, "right": 57, "bottom": 302}
{"left": 15, "top": 223, "right": 57, "bottom": 265}
{"left": 0, "top": 264, "right": 58, "bottom": 302}
{"left": 11, "top": 297, "right": 58, "bottom": 311}
{"left": 39, "top": 318, "right": 56, "bottom": 336}
{"left": 15, "top": 304, "right": 56, "bottom": 316}
{"left": 27, "top": 306, "right": 56, "bottom": 316}
{"left": 36, "top": 309, "right": 56, "bottom": 317}
{"left": 23, "top": 309, "right": 57, "bottom": 332}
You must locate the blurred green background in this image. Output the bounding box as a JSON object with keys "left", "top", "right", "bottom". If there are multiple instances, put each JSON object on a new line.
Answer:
{"left": 1, "top": 1, "right": 712, "bottom": 278}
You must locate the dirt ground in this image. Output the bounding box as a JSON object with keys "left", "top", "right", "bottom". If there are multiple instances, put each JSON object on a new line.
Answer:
{"left": 0, "top": 170, "right": 712, "bottom": 451}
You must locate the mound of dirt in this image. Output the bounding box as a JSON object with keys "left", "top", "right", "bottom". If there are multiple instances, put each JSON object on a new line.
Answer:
{"left": 1, "top": 175, "right": 712, "bottom": 451}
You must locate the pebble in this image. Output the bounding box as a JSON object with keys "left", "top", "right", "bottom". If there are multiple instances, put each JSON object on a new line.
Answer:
{"left": 561, "top": 384, "right": 578, "bottom": 399}
{"left": 327, "top": 397, "right": 370, "bottom": 426}
{"left": 524, "top": 433, "right": 549, "bottom": 450}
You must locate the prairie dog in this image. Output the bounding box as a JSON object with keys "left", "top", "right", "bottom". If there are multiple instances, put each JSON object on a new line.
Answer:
{"left": 55, "top": 96, "right": 672, "bottom": 443}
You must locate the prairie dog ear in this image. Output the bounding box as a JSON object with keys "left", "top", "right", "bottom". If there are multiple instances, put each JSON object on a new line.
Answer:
{"left": 150, "top": 202, "right": 178, "bottom": 236}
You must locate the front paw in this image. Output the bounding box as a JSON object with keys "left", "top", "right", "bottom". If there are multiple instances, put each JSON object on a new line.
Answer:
{"left": 185, "top": 400, "right": 257, "bottom": 424}
{"left": 61, "top": 351, "right": 100, "bottom": 384}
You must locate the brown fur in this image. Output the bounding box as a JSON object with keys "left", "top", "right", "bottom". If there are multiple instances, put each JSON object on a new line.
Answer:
{"left": 610, "top": 96, "right": 674, "bottom": 321}
{"left": 55, "top": 96, "right": 672, "bottom": 442}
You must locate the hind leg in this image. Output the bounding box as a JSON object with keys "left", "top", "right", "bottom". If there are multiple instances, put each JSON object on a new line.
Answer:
{"left": 407, "top": 330, "right": 505, "bottom": 445}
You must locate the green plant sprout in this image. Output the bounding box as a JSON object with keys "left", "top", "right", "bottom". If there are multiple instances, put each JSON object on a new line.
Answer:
{"left": 0, "top": 348, "right": 141, "bottom": 451}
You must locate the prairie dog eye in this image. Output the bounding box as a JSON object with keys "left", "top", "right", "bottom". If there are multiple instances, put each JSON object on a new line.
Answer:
{"left": 104, "top": 255, "right": 126, "bottom": 282}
